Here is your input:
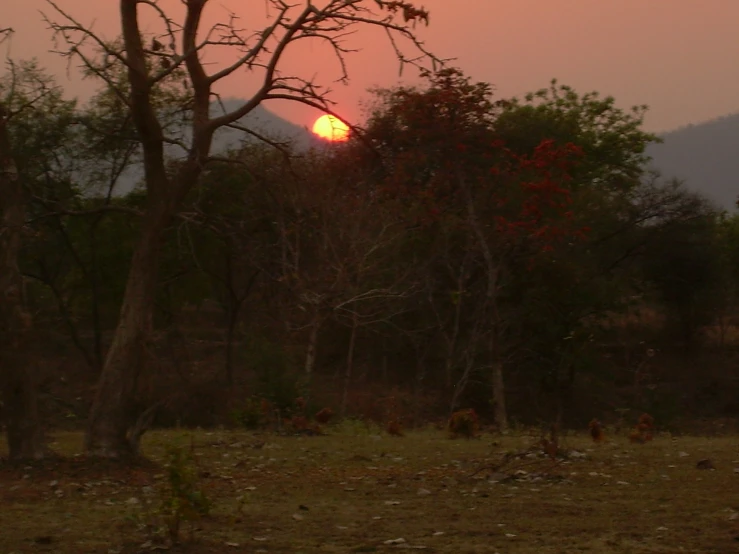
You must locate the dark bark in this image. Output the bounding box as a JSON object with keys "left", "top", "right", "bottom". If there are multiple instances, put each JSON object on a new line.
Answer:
{"left": 340, "top": 313, "right": 359, "bottom": 417}
{"left": 461, "top": 174, "right": 508, "bottom": 430}
{"left": 84, "top": 201, "right": 174, "bottom": 457}
{"left": 223, "top": 261, "right": 258, "bottom": 385}
{"left": 0, "top": 103, "right": 46, "bottom": 460}
{"left": 81, "top": 0, "right": 432, "bottom": 458}
{"left": 84, "top": 0, "right": 209, "bottom": 458}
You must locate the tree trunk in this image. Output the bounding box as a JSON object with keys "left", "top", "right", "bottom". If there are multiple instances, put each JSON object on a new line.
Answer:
{"left": 460, "top": 173, "right": 509, "bottom": 431}
{"left": 84, "top": 204, "right": 172, "bottom": 458}
{"left": 304, "top": 314, "right": 322, "bottom": 379}
{"left": 224, "top": 306, "right": 237, "bottom": 386}
{"left": 491, "top": 360, "right": 508, "bottom": 431}
{"left": 340, "top": 314, "right": 358, "bottom": 418}
{"left": 223, "top": 266, "right": 257, "bottom": 385}
{"left": 0, "top": 103, "right": 46, "bottom": 460}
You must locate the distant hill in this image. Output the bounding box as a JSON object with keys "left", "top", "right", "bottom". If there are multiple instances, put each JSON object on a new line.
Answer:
{"left": 210, "top": 99, "right": 318, "bottom": 152}
{"left": 647, "top": 113, "right": 739, "bottom": 212}
{"left": 115, "top": 100, "right": 739, "bottom": 210}
{"left": 115, "top": 100, "right": 318, "bottom": 194}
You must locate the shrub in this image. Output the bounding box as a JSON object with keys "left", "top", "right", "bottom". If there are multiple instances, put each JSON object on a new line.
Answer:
{"left": 629, "top": 412, "right": 654, "bottom": 443}
{"left": 589, "top": 418, "right": 605, "bottom": 442}
{"left": 315, "top": 407, "right": 334, "bottom": 424}
{"left": 385, "top": 395, "right": 404, "bottom": 437}
{"left": 333, "top": 417, "right": 382, "bottom": 436}
{"left": 160, "top": 444, "right": 211, "bottom": 542}
{"left": 231, "top": 396, "right": 271, "bottom": 430}
{"left": 448, "top": 408, "right": 479, "bottom": 439}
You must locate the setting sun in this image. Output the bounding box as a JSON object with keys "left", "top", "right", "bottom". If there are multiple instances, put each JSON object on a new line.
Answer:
{"left": 311, "top": 114, "right": 350, "bottom": 142}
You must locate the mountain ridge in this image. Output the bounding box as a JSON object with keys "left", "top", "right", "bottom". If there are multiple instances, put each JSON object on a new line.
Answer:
{"left": 647, "top": 111, "right": 739, "bottom": 211}
{"left": 115, "top": 97, "right": 739, "bottom": 211}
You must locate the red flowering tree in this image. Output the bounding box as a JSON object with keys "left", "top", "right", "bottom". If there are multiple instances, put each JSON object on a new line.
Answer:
{"left": 362, "top": 69, "right": 585, "bottom": 427}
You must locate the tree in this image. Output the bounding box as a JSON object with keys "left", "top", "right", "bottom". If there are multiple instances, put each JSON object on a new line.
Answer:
{"left": 0, "top": 66, "right": 43, "bottom": 460}
{"left": 489, "top": 81, "right": 660, "bottom": 424}
{"left": 0, "top": 48, "right": 78, "bottom": 459}
{"left": 363, "top": 69, "right": 585, "bottom": 429}
{"left": 640, "top": 184, "right": 720, "bottom": 348}
{"left": 45, "top": 0, "right": 436, "bottom": 457}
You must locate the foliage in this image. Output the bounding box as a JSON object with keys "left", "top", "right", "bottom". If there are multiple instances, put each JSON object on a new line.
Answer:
{"left": 641, "top": 197, "right": 723, "bottom": 346}
{"left": 332, "top": 417, "right": 384, "bottom": 436}
{"left": 315, "top": 407, "right": 334, "bottom": 424}
{"left": 494, "top": 79, "right": 659, "bottom": 191}
{"left": 385, "top": 395, "right": 404, "bottom": 436}
{"left": 4, "top": 54, "right": 738, "bottom": 446}
{"left": 589, "top": 419, "right": 605, "bottom": 443}
{"left": 245, "top": 335, "right": 304, "bottom": 413}
{"left": 159, "top": 443, "right": 211, "bottom": 542}
{"left": 448, "top": 408, "right": 479, "bottom": 439}
{"left": 629, "top": 413, "right": 655, "bottom": 444}
{"left": 231, "top": 396, "right": 271, "bottom": 431}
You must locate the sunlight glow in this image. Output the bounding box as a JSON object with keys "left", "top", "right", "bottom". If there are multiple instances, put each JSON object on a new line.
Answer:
{"left": 312, "top": 114, "right": 350, "bottom": 142}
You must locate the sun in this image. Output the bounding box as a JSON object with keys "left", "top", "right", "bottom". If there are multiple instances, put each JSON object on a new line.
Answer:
{"left": 311, "top": 114, "right": 350, "bottom": 142}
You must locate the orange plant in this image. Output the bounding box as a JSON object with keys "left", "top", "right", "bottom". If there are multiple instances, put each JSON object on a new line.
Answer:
{"left": 386, "top": 420, "right": 404, "bottom": 436}
{"left": 448, "top": 408, "right": 479, "bottom": 439}
{"left": 287, "top": 414, "right": 309, "bottom": 432}
{"left": 589, "top": 418, "right": 605, "bottom": 443}
{"left": 315, "top": 407, "right": 334, "bottom": 424}
{"left": 629, "top": 413, "right": 654, "bottom": 443}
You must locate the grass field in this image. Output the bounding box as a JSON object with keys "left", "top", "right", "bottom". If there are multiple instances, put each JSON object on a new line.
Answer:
{"left": 1, "top": 425, "right": 738, "bottom": 553}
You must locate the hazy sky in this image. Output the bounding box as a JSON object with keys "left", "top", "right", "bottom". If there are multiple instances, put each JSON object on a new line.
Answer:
{"left": 5, "top": 1, "right": 739, "bottom": 133}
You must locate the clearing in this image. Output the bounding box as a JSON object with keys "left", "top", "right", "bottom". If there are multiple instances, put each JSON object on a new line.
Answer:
{"left": 1, "top": 426, "right": 738, "bottom": 553}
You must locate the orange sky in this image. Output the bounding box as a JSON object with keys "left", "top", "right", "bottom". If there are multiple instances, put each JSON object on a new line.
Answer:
{"left": 5, "top": 1, "right": 739, "bottom": 132}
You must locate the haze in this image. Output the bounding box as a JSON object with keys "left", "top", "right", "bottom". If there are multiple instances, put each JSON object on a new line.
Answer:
{"left": 5, "top": 0, "right": 739, "bottom": 132}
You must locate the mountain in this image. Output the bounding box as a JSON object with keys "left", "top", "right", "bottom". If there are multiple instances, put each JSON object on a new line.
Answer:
{"left": 210, "top": 99, "right": 318, "bottom": 152}
{"left": 115, "top": 100, "right": 319, "bottom": 193}
{"left": 115, "top": 99, "right": 739, "bottom": 211}
{"left": 647, "top": 113, "right": 739, "bottom": 212}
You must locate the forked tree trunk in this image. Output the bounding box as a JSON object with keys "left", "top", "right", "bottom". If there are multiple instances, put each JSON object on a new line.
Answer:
{"left": 84, "top": 0, "right": 199, "bottom": 458}
{"left": 84, "top": 204, "right": 173, "bottom": 457}
{"left": 0, "top": 104, "right": 46, "bottom": 460}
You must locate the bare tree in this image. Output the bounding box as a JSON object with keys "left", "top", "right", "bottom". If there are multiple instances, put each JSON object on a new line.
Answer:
{"left": 44, "top": 0, "right": 436, "bottom": 457}
{"left": 0, "top": 29, "right": 47, "bottom": 460}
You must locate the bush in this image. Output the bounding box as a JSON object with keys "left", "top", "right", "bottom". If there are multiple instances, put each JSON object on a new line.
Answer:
{"left": 448, "top": 408, "right": 479, "bottom": 439}
{"left": 246, "top": 335, "right": 305, "bottom": 413}
{"left": 160, "top": 444, "right": 211, "bottom": 542}
{"left": 231, "top": 396, "right": 271, "bottom": 430}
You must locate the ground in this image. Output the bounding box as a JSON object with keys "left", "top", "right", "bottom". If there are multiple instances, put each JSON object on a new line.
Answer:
{"left": 1, "top": 425, "right": 738, "bottom": 553}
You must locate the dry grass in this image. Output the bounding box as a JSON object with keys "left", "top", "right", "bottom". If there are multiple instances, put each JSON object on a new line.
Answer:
{"left": 1, "top": 426, "right": 739, "bottom": 553}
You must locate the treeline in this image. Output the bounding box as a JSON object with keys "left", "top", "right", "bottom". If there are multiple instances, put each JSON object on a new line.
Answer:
{"left": 4, "top": 64, "right": 739, "bottom": 453}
